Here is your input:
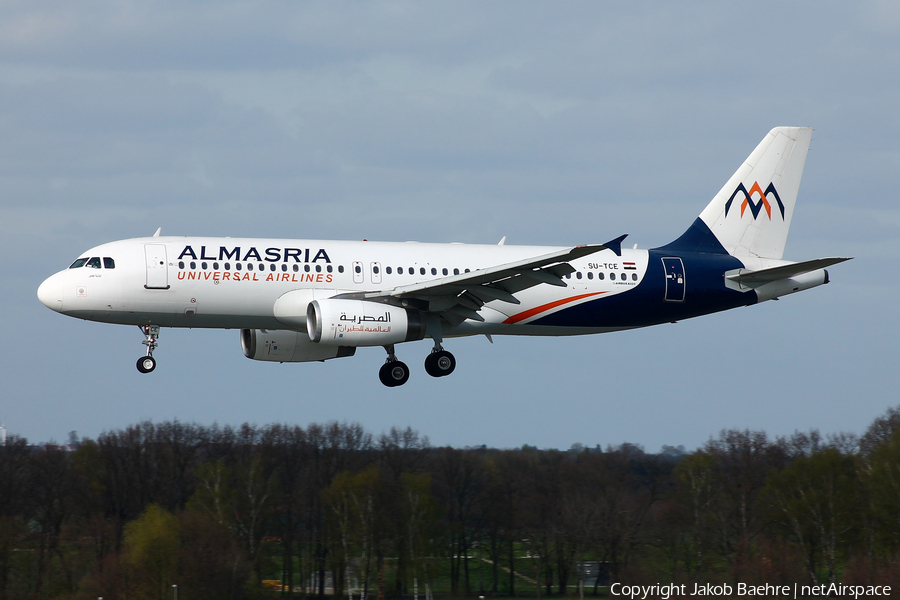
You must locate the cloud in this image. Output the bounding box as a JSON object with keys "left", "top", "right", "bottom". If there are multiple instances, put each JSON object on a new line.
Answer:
{"left": 4, "top": 1, "right": 899, "bottom": 446}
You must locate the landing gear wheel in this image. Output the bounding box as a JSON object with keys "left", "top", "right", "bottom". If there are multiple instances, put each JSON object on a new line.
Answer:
{"left": 379, "top": 361, "right": 410, "bottom": 387}
{"left": 137, "top": 356, "right": 157, "bottom": 374}
{"left": 137, "top": 325, "right": 160, "bottom": 374}
{"left": 425, "top": 350, "right": 456, "bottom": 377}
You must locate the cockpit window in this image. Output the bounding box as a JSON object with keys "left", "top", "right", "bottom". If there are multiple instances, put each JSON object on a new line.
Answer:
{"left": 103, "top": 257, "right": 115, "bottom": 269}
{"left": 69, "top": 258, "right": 89, "bottom": 269}
{"left": 86, "top": 257, "right": 102, "bottom": 269}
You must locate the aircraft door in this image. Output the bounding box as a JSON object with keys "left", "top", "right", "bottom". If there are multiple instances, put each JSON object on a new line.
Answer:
{"left": 662, "top": 257, "right": 685, "bottom": 302}
{"left": 370, "top": 262, "right": 382, "bottom": 285}
{"left": 144, "top": 244, "right": 169, "bottom": 289}
{"left": 352, "top": 261, "right": 364, "bottom": 284}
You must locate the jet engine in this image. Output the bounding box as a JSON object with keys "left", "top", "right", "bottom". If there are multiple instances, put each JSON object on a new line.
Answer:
{"left": 241, "top": 329, "right": 355, "bottom": 362}
{"left": 307, "top": 299, "right": 425, "bottom": 346}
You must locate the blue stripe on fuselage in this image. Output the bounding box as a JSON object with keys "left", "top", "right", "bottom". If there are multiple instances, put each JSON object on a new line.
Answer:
{"left": 530, "top": 218, "right": 754, "bottom": 328}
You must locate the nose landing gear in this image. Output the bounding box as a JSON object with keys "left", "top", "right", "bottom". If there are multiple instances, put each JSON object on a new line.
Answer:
{"left": 137, "top": 325, "right": 160, "bottom": 374}
{"left": 379, "top": 345, "right": 410, "bottom": 387}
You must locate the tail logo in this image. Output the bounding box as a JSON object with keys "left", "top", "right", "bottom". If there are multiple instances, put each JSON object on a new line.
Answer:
{"left": 724, "top": 182, "right": 786, "bottom": 220}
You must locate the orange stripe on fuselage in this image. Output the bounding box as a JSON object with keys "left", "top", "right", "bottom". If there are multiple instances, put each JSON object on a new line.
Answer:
{"left": 503, "top": 292, "right": 606, "bottom": 324}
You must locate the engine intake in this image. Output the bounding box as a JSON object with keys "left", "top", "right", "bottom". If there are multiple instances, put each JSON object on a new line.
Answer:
{"left": 307, "top": 299, "right": 425, "bottom": 346}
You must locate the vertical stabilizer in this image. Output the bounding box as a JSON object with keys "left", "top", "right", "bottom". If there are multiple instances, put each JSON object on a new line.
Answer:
{"left": 698, "top": 127, "right": 812, "bottom": 260}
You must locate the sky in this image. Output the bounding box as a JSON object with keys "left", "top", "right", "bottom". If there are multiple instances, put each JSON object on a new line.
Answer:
{"left": 2, "top": 1, "right": 898, "bottom": 451}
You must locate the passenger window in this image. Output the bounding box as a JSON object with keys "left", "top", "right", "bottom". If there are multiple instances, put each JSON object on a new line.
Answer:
{"left": 327, "top": 265, "right": 333, "bottom": 273}
{"left": 69, "top": 258, "right": 89, "bottom": 269}
{"left": 190, "top": 262, "right": 197, "bottom": 270}
{"left": 397, "top": 267, "right": 404, "bottom": 274}
{"left": 315, "top": 264, "right": 321, "bottom": 273}
{"left": 103, "top": 257, "right": 115, "bottom": 269}
{"left": 454, "top": 268, "right": 459, "bottom": 275}
{"left": 442, "top": 268, "right": 448, "bottom": 276}
{"left": 306, "top": 264, "right": 311, "bottom": 272}
{"left": 213, "top": 262, "right": 219, "bottom": 270}
{"left": 373, "top": 265, "right": 379, "bottom": 274}
{"left": 247, "top": 263, "right": 253, "bottom": 271}
{"left": 292, "top": 264, "right": 298, "bottom": 272}
{"left": 465, "top": 268, "right": 470, "bottom": 273}
{"left": 566, "top": 273, "right": 571, "bottom": 279}
{"left": 338, "top": 265, "right": 344, "bottom": 273}
{"left": 201, "top": 262, "right": 208, "bottom": 270}
{"left": 420, "top": 267, "right": 426, "bottom": 275}
{"left": 386, "top": 266, "right": 392, "bottom": 274}
{"left": 587, "top": 272, "right": 593, "bottom": 280}
{"left": 270, "top": 264, "right": 276, "bottom": 272}
{"left": 431, "top": 268, "right": 437, "bottom": 275}
{"left": 632, "top": 273, "right": 638, "bottom": 281}
{"left": 281, "top": 264, "right": 287, "bottom": 272}
{"left": 178, "top": 261, "right": 185, "bottom": 269}
{"left": 576, "top": 272, "right": 582, "bottom": 279}
{"left": 610, "top": 272, "right": 616, "bottom": 280}
{"left": 225, "top": 263, "right": 230, "bottom": 270}
{"left": 236, "top": 263, "right": 242, "bottom": 271}
{"left": 86, "top": 257, "right": 102, "bottom": 269}
{"left": 598, "top": 272, "right": 604, "bottom": 280}
{"left": 354, "top": 265, "right": 361, "bottom": 274}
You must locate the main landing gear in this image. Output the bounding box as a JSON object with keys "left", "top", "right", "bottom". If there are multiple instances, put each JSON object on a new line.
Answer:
{"left": 379, "top": 345, "right": 410, "bottom": 387}
{"left": 378, "top": 343, "right": 457, "bottom": 387}
{"left": 137, "top": 325, "right": 159, "bottom": 374}
{"left": 425, "top": 346, "right": 456, "bottom": 378}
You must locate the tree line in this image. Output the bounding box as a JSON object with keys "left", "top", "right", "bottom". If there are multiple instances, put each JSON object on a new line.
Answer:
{"left": 1, "top": 408, "right": 900, "bottom": 600}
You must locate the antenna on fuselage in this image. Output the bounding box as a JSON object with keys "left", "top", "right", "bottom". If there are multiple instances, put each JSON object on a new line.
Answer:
{"left": 153, "top": 227, "right": 161, "bottom": 237}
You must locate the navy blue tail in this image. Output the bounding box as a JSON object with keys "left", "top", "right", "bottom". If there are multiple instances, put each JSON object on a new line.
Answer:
{"left": 653, "top": 218, "right": 729, "bottom": 255}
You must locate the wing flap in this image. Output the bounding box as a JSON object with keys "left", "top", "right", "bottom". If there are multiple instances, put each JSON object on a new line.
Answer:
{"left": 467, "top": 285, "right": 520, "bottom": 305}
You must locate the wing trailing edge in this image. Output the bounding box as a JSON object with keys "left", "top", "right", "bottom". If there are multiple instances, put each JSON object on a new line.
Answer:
{"left": 340, "top": 244, "right": 608, "bottom": 326}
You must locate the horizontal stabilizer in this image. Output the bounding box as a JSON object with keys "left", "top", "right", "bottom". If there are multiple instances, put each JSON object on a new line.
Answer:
{"left": 726, "top": 257, "right": 852, "bottom": 286}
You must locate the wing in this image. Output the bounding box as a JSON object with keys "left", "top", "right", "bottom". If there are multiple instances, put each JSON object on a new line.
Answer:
{"left": 335, "top": 244, "right": 607, "bottom": 325}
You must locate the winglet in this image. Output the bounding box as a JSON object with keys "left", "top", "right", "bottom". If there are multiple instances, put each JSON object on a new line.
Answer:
{"left": 602, "top": 234, "right": 628, "bottom": 257}
{"left": 153, "top": 227, "right": 162, "bottom": 238}
{"left": 498, "top": 236, "right": 507, "bottom": 246}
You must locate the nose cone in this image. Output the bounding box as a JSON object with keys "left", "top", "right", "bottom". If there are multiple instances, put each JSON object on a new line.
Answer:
{"left": 37, "top": 274, "right": 64, "bottom": 313}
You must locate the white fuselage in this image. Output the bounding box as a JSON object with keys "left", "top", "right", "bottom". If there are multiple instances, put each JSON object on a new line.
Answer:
{"left": 38, "top": 236, "right": 650, "bottom": 338}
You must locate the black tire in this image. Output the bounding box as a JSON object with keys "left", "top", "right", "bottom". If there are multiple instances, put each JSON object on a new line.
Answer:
{"left": 432, "top": 350, "right": 456, "bottom": 377}
{"left": 379, "top": 361, "right": 410, "bottom": 387}
{"left": 424, "top": 353, "right": 440, "bottom": 377}
{"left": 137, "top": 356, "right": 157, "bottom": 374}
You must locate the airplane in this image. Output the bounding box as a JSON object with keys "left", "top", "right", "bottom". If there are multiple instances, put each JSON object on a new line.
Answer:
{"left": 37, "top": 127, "right": 849, "bottom": 387}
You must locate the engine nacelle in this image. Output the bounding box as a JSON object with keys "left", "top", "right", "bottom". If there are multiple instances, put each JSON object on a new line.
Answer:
{"left": 307, "top": 299, "right": 425, "bottom": 346}
{"left": 241, "top": 329, "right": 356, "bottom": 362}
{"left": 273, "top": 288, "right": 342, "bottom": 331}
